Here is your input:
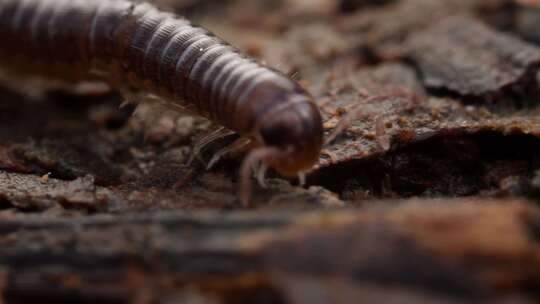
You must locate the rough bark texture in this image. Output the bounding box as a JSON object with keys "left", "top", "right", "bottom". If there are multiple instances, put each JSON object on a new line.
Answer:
{"left": 2, "top": 0, "right": 540, "bottom": 303}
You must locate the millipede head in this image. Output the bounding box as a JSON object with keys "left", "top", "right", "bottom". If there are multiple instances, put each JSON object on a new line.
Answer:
{"left": 258, "top": 93, "right": 324, "bottom": 176}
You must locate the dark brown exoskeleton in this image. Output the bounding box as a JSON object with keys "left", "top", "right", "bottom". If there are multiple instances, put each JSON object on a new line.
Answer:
{"left": 0, "top": 0, "right": 324, "bottom": 206}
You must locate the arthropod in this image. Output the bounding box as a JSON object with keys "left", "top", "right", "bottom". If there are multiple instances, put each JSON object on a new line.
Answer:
{"left": 0, "top": 0, "right": 324, "bottom": 206}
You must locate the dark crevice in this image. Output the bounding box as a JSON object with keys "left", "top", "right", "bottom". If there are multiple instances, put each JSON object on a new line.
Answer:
{"left": 339, "top": 0, "right": 397, "bottom": 14}
{"left": 0, "top": 194, "right": 14, "bottom": 210}
{"left": 477, "top": 0, "right": 518, "bottom": 32}
{"left": 526, "top": 215, "right": 540, "bottom": 242}
{"left": 309, "top": 132, "right": 540, "bottom": 200}
{"left": 514, "top": 6, "right": 540, "bottom": 46}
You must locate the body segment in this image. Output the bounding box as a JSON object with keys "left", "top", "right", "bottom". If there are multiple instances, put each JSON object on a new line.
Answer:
{"left": 0, "top": 0, "right": 324, "bottom": 204}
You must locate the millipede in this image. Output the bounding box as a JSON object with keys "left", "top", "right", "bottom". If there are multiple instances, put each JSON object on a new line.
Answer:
{"left": 0, "top": 0, "right": 324, "bottom": 206}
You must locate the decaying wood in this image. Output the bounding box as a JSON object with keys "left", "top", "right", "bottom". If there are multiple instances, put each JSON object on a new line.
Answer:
{"left": 405, "top": 16, "right": 540, "bottom": 102}
{"left": 2, "top": 0, "right": 540, "bottom": 303}
{"left": 0, "top": 198, "right": 538, "bottom": 303}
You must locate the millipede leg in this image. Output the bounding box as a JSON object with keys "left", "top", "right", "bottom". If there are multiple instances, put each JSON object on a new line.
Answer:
{"left": 239, "top": 147, "right": 282, "bottom": 208}
{"left": 206, "top": 137, "right": 251, "bottom": 170}
{"left": 187, "top": 126, "right": 235, "bottom": 167}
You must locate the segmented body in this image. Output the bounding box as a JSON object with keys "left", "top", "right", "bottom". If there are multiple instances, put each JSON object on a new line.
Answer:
{"left": 0, "top": 0, "right": 324, "bottom": 204}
